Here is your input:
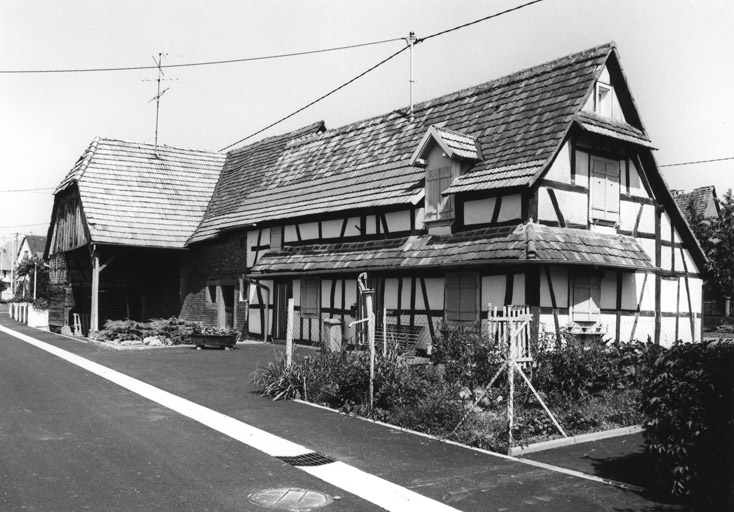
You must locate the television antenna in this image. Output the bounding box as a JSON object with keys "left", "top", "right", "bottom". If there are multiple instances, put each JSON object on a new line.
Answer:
{"left": 144, "top": 53, "right": 178, "bottom": 156}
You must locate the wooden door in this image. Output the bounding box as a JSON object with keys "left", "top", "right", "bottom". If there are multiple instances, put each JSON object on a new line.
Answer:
{"left": 273, "top": 281, "right": 290, "bottom": 340}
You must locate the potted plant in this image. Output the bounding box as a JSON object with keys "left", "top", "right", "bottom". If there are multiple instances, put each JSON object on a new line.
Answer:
{"left": 190, "top": 324, "right": 240, "bottom": 350}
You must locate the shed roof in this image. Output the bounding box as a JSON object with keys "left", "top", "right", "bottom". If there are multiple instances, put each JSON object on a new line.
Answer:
{"left": 55, "top": 138, "right": 225, "bottom": 249}
{"left": 249, "top": 222, "right": 653, "bottom": 276}
{"left": 191, "top": 42, "right": 641, "bottom": 243}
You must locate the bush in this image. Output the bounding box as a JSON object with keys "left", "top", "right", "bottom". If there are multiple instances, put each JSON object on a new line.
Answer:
{"left": 431, "top": 324, "right": 505, "bottom": 390}
{"left": 640, "top": 340, "right": 734, "bottom": 510}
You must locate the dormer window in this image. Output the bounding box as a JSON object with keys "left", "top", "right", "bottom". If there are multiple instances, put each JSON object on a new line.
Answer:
{"left": 410, "top": 125, "right": 482, "bottom": 227}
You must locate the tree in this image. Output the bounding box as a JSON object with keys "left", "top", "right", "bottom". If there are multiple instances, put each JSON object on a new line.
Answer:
{"left": 686, "top": 189, "right": 734, "bottom": 299}
{"left": 14, "top": 255, "right": 50, "bottom": 301}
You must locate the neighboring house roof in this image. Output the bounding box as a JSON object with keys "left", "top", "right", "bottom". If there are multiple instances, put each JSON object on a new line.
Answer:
{"left": 191, "top": 42, "right": 645, "bottom": 243}
{"left": 19, "top": 235, "right": 47, "bottom": 259}
{"left": 674, "top": 186, "right": 720, "bottom": 220}
{"left": 249, "top": 223, "right": 653, "bottom": 276}
{"left": 54, "top": 138, "right": 225, "bottom": 249}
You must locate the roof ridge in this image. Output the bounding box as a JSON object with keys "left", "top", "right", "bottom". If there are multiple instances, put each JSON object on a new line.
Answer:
{"left": 97, "top": 137, "right": 222, "bottom": 156}
{"left": 284, "top": 42, "right": 616, "bottom": 147}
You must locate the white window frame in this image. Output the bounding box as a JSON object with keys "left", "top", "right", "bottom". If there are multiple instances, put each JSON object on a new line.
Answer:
{"left": 595, "top": 82, "right": 614, "bottom": 118}
{"left": 444, "top": 272, "right": 479, "bottom": 323}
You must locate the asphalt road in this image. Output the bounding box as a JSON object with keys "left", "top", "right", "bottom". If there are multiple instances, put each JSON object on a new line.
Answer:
{"left": 0, "top": 315, "right": 687, "bottom": 511}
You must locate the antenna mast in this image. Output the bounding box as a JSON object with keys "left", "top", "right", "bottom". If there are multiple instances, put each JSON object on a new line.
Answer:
{"left": 148, "top": 53, "right": 170, "bottom": 156}
{"left": 408, "top": 31, "right": 416, "bottom": 121}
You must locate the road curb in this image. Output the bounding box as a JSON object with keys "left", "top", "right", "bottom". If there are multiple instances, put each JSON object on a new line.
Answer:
{"left": 508, "top": 425, "right": 644, "bottom": 456}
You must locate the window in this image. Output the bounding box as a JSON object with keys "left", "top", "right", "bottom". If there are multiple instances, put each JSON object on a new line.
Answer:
{"left": 595, "top": 82, "right": 613, "bottom": 118}
{"left": 572, "top": 274, "right": 601, "bottom": 322}
{"left": 300, "top": 277, "right": 320, "bottom": 318}
{"left": 445, "top": 273, "right": 479, "bottom": 323}
{"left": 425, "top": 164, "right": 456, "bottom": 221}
{"left": 590, "top": 156, "right": 620, "bottom": 223}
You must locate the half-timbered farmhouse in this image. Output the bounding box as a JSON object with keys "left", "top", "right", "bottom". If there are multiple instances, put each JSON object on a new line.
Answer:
{"left": 183, "top": 42, "right": 706, "bottom": 348}
{"left": 45, "top": 138, "right": 224, "bottom": 334}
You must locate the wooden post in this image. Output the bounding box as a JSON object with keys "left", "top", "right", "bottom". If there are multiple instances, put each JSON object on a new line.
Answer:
{"left": 286, "top": 298, "right": 294, "bottom": 368}
{"left": 507, "top": 317, "right": 515, "bottom": 453}
{"left": 382, "top": 305, "right": 387, "bottom": 356}
{"left": 90, "top": 247, "right": 100, "bottom": 334}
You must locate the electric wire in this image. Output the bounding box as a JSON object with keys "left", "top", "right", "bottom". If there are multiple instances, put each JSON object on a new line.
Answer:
{"left": 219, "top": 45, "right": 410, "bottom": 152}
{"left": 659, "top": 156, "right": 734, "bottom": 168}
{"left": 0, "top": 38, "right": 404, "bottom": 74}
{"left": 418, "top": 0, "right": 547, "bottom": 42}
{"left": 220, "top": 0, "right": 549, "bottom": 151}
{"left": 0, "top": 187, "right": 54, "bottom": 193}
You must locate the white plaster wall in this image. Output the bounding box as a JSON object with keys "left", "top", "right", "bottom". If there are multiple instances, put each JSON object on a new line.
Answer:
{"left": 619, "top": 201, "right": 638, "bottom": 232}
{"left": 628, "top": 159, "right": 645, "bottom": 197}
{"left": 464, "top": 197, "right": 496, "bottom": 226}
{"left": 364, "top": 214, "right": 378, "bottom": 235}
{"left": 383, "top": 278, "right": 399, "bottom": 309}
{"left": 637, "top": 204, "right": 656, "bottom": 235}
{"left": 545, "top": 142, "right": 572, "bottom": 183}
{"left": 498, "top": 193, "right": 522, "bottom": 222}
{"left": 639, "top": 238, "right": 656, "bottom": 265}
{"left": 538, "top": 190, "right": 555, "bottom": 224}
{"left": 423, "top": 278, "right": 444, "bottom": 310}
{"left": 284, "top": 225, "right": 297, "bottom": 243}
{"left": 344, "top": 279, "right": 357, "bottom": 310}
{"left": 384, "top": 210, "right": 411, "bottom": 233}
{"left": 344, "top": 217, "right": 361, "bottom": 237}
{"left": 321, "top": 219, "right": 342, "bottom": 239}
{"left": 660, "top": 278, "right": 680, "bottom": 313}
{"left": 661, "top": 246, "right": 673, "bottom": 271}
{"left": 300, "top": 221, "right": 319, "bottom": 240}
{"left": 540, "top": 267, "right": 568, "bottom": 308}
{"left": 321, "top": 279, "right": 332, "bottom": 309}
{"left": 246, "top": 230, "right": 261, "bottom": 268}
{"left": 481, "top": 275, "right": 506, "bottom": 310}
{"left": 575, "top": 150, "right": 589, "bottom": 188}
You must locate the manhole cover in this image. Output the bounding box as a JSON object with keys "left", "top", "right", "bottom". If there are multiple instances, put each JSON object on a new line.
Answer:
{"left": 248, "top": 488, "right": 333, "bottom": 510}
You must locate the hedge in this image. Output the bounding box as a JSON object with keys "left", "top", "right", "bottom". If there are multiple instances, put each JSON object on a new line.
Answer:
{"left": 640, "top": 340, "right": 734, "bottom": 510}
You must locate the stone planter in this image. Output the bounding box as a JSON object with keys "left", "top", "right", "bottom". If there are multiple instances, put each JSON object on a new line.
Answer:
{"left": 191, "top": 334, "right": 238, "bottom": 350}
{"left": 27, "top": 305, "right": 49, "bottom": 330}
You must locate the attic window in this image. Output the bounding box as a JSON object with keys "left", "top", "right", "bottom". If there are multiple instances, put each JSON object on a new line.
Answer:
{"left": 595, "top": 82, "right": 614, "bottom": 118}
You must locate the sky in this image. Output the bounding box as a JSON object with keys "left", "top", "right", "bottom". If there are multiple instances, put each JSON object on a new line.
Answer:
{"left": 1, "top": 0, "right": 732, "bottom": 249}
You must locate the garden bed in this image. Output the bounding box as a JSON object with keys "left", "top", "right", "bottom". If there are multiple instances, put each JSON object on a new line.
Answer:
{"left": 253, "top": 327, "right": 654, "bottom": 454}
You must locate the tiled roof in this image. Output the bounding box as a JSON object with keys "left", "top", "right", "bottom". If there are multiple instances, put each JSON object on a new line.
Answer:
{"left": 575, "top": 111, "right": 654, "bottom": 148}
{"left": 674, "top": 186, "right": 720, "bottom": 219}
{"left": 191, "top": 43, "right": 639, "bottom": 243}
{"left": 56, "top": 138, "right": 225, "bottom": 249}
{"left": 250, "top": 223, "right": 653, "bottom": 275}
{"left": 23, "top": 235, "right": 47, "bottom": 257}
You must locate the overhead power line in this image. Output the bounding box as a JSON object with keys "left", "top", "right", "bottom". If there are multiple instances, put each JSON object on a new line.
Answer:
{"left": 0, "top": 38, "right": 404, "bottom": 74}
{"left": 0, "top": 222, "right": 48, "bottom": 229}
{"left": 659, "top": 156, "right": 734, "bottom": 168}
{"left": 220, "top": 45, "right": 410, "bottom": 151}
{"left": 220, "top": 0, "right": 548, "bottom": 151}
{"left": 0, "top": 187, "right": 54, "bottom": 194}
{"left": 419, "top": 0, "right": 547, "bottom": 42}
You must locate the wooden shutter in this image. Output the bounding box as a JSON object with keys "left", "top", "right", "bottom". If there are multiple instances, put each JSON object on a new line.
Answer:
{"left": 425, "top": 167, "right": 439, "bottom": 220}
{"left": 572, "top": 274, "right": 601, "bottom": 322}
{"left": 445, "top": 273, "right": 477, "bottom": 323}
{"left": 590, "top": 157, "right": 620, "bottom": 222}
{"left": 437, "top": 166, "right": 454, "bottom": 219}
{"left": 300, "top": 277, "right": 319, "bottom": 318}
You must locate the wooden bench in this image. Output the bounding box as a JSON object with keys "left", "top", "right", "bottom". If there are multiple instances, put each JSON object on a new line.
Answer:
{"left": 374, "top": 324, "right": 425, "bottom": 355}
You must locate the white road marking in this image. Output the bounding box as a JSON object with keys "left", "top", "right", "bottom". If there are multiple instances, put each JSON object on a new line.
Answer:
{"left": 0, "top": 325, "right": 460, "bottom": 512}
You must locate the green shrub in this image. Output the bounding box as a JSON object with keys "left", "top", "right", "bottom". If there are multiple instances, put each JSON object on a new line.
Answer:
{"left": 98, "top": 316, "right": 198, "bottom": 345}
{"left": 432, "top": 324, "right": 505, "bottom": 389}
{"left": 640, "top": 340, "right": 734, "bottom": 510}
